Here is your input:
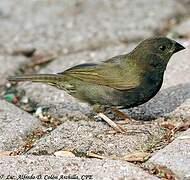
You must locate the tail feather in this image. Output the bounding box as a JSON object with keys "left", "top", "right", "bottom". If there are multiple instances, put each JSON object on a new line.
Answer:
{"left": 8, "top": 74, "right": 62, "bottom": 84}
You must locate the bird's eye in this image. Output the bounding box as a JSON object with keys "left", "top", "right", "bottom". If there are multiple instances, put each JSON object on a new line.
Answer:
{"left": 159, "top": 45, "right": 166, "bottom": 51}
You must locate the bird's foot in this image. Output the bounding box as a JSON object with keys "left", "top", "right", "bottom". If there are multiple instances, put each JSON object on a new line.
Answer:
{"left": 97, "top": 112, "right": 126, "bottom": 133}
{"left": 111, "top": 108, "right": 135, "bottom": 124}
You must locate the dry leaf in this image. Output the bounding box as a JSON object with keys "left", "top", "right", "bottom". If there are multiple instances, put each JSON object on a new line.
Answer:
{"left": 0, "top": 151, "right": 11, "bottom": 156}
{"left": 33, "top": 128, "right": 45, "bottom": 137}
{"left": 151, "top": 165, "right": 176, "bottom": 180}
{"left": 174, "top": 122, "right": 190, "bottom": 133}
{"left": 160, "top": 122, "right": 176, "bottom": 130}
{"left": 12, "top": 48, "right": 36, "bottom": 57}
{"left": 54, "top": 150, "right": 75, "bottom": 157}
{"left": 86, "top": 152, "right": 105, "bottom": 159}
{"left": 164, "top": 129, "right": 174, "bottom": 143}
{"left": 29, "top": 52, "right": 57, "bottom": 67}
{"left": 123, "top": 152, "right": 151, "bottom": 162}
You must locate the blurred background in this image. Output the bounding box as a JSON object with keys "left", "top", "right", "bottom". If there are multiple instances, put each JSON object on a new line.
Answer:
{"left": 0, "top": 0, "right": 189, "bottom": 67}
{"left": 0, "top": 0, "right": 190, "bottom": 53}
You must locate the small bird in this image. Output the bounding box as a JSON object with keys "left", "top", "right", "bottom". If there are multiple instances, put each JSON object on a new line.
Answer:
{"left": 8, "top": 37, "right": 185, "bottom": 132}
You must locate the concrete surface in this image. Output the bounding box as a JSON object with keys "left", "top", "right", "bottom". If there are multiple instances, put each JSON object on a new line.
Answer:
{"left": 0, "top": 100, "right": 42, "bottom": 150}
{"left": 147, "top": 128, "right": 190, "bottom": 179}
{"left": 0, "top": 0, "right": 190, "bottom": 179}
{"left": 27, "top": 119, "right": 164, "bottom": 156}
{"left": 0, "top": 155, "right": 158, "bottom": 180}
{"left": 0, "top": 0, "right": 186, "bottom": 54}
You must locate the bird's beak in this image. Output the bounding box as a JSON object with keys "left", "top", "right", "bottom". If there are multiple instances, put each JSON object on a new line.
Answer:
{"left": 173, "top": 42, "right": 185, "bottom": 53}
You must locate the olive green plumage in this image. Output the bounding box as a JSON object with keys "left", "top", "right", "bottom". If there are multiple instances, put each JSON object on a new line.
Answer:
{"left": 8, "top": 37, "right": 185, "bottom": 109}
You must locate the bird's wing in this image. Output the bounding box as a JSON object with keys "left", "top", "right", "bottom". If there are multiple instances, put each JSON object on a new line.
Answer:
{"left": 60, "top": 58, "right": 141, "bottom": 91}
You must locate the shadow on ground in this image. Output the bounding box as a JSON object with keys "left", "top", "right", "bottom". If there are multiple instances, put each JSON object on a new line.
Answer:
{"left": 125, "top": 83, "right": 190, "bottom": 120}
{"left": 43, "top": 83, "right": 190, "bottom": 122}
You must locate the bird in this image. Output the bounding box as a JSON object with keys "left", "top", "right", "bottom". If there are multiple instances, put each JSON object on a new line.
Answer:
{"left": 8, "top": 37, "right": 185, "bottom": 132}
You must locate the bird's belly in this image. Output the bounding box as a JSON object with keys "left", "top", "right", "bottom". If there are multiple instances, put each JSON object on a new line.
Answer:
{"left": 119, "top": 79, "right": 163, "bottom": 108}
{"left": 71, "top": 83, "right": 122, "bottom": 106}
{"left": 120, "top": 87, "right": 160, "bottom": 108}
{"left": 68, "top": 76, "right": 163, "bottom": 108}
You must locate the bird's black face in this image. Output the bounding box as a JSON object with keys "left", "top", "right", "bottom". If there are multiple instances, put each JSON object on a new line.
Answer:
{"left": 139, "top": 37, "right": 185, "bottom": 60}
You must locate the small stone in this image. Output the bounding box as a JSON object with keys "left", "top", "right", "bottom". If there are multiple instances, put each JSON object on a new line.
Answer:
{"left": 5, "top": 83, "right": 11, "bottom": 88}
{"left": 21, "top": 96, "right": 29, "bottom": 104}
{"left": 54, "top": 150, "right": 75, "bottom": 157}
{"left": 66, "top": 22, "right": 73, "bottom": 29}
{"left": 177, "top": 135, "right": 190, "bottom": 140}
{"left": 90, "top": 52, "right": 96, "bottom": 58}
{"left": 46, "top": 127, "right": 53, "bottom": 132}
{"left": 63, "top": 48, "right": 69, "bottom": 54}
{"left": 35, "top": 107, "right": 43, "bottom": 118}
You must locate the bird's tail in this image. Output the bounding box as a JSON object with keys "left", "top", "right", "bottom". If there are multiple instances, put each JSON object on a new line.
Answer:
{"left": 8, "top": 74, "right": 62, "bottom": 85}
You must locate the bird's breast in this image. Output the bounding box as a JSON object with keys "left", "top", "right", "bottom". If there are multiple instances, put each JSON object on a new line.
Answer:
{"left": 120, "top": 70, "right": 164, "bottom": 108}
{"left": 138, "top": 69, "right": 164, "bottom": 100}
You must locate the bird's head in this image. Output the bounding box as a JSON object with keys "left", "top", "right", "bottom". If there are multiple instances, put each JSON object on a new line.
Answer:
{"left": 131, "top": 36, "right": 185, "bottom": 62}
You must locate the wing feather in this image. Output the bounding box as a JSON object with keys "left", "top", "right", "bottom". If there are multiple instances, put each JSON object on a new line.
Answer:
{"left": 60, "top": 58, "right": 140, "bottom": 90}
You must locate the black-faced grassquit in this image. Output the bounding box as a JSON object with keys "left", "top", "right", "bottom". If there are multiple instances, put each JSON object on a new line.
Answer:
{"left": 8, "top": 37, "right": 185, "bottom": 132}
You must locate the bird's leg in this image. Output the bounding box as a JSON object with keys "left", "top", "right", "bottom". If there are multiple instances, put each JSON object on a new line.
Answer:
{"left": 111, "top": 107, "right": 134, "bottom": 124}
{"left": 93, "top": 105, "right": 126, "bottom": 133}
{"left": 97, "top": 113, "right": 126, "bottom": 133}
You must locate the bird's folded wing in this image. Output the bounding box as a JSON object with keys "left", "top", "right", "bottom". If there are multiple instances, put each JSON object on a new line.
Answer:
{"left": 60, "top": 63, "right": 140, "bottom": 91}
